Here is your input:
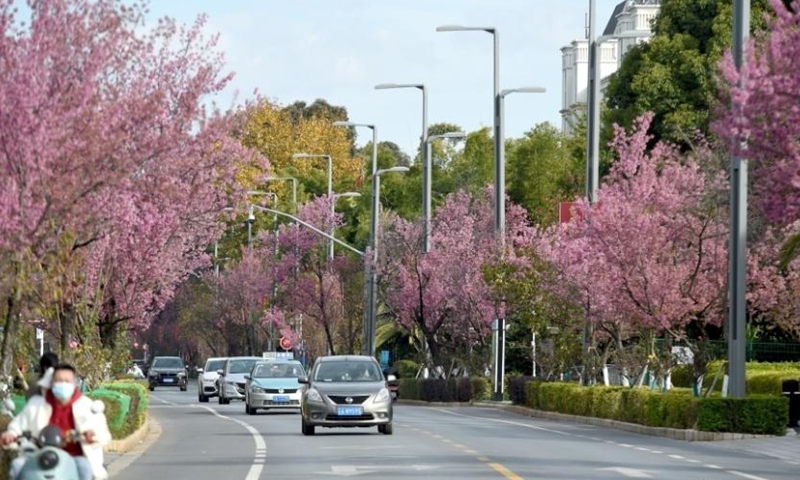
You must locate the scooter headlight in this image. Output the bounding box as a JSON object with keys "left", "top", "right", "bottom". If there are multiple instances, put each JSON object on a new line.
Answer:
{"left": 39, "top": 450, "right": 59, "bottom": 470}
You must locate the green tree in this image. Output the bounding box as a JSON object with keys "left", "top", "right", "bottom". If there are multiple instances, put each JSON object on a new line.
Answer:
{"left": 507, "top": 123, "right": 584, "bottom": 226}
{"left": 603, "top": 0, "right": 781, "bottom": 146}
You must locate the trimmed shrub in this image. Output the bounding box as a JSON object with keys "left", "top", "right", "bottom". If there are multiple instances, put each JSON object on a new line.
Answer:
{"left": 470, "top": 377, "right": 491, "bottom": 401}
{"left": 508, "top": 376, "right": 535, "bottom": 406}
{"left": 394, "top": 360, "right": 419, "bottom": 379}
{"left": 103, "top": 381, "right": 149, "bottom": 433}
{"left": 697, "top": 396, "right": 788, "bottom": 435}
{"left": 399, "top": 378, "right": 421, "bottom": 400}
{"left": 420, "top": 379, "right": 450, "bottom": 402}
{"left": 747, "top": 373, "right": 800, "bottom": 396}
{"left": 88, "top": 389, "right": 131, "bottom": 439}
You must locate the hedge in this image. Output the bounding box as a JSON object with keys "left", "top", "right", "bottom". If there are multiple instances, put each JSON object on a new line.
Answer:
{"left": 516, "top": 379, "right": 787, "bottom": 435}
{"left": 398, "top": 377, "right": 490, "bottom": 403}
{"left": 88, "top": 388, "right": 131, "bottom": 439}
{"left": 697, "top": 396, "right": 788, "bottom": 435}
{"left": 672, "top": 362, "right": 800, "bottom": 394}
{"left": 102, "top": 380, "right": 149, "bottom": 434}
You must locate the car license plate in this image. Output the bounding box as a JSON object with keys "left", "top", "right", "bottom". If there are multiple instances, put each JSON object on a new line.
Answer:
{"left": 273, "top": 395, "right": 290, "bottom": 403}
{"left": 337, "top": 407, "right": 363, "bottom": 416}
{"left": 163, "top": 378, "right": 173, "bottom": 383}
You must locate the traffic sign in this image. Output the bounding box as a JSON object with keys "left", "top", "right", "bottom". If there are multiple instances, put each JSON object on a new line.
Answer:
{"left": 279, "top": 336, "right": 293, "bottom": 350}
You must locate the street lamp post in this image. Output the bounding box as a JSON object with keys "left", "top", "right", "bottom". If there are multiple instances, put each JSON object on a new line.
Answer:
{"left": 331, "top": 191, "right": 361, "bottom": 259}
{"left": 375, "top": 83, "right": 428, "bottom": 243}
{"left": 332, "top": 121, "right": 378, "bottom": 176}
{"left": 424, "top": 132, "right": 466, "bottom": 251}
{"left": 728, "top": 0, "right": 750, "bottom": 399}
{"left": 250, "top": 202, "right": 280, "bottom": 351}
{"left": 364, "top": 166, "right": 410, "bottom": 357}
{"left": 263, "top": 177, "right": 297, "bottom": 211}
{"left": 436, "top": 25, "right": 502, "bottom": 241}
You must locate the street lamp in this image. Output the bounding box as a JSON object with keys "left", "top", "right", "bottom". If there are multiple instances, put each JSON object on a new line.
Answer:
{"left": 375, "top": 83, "right": 430, "bottom": 248}
{"left": 498, "top": 85, "right": 546, "bottom": 244}
{"left": 331, "top": 191, "right": 361, "bottom": 260}
{"left": 251, "top": 203, "right": 281, "bottom": 351}
{"left": 364, "top": 166, "right": 410, "bottom": 357}
{"left": 423, "top": 131, "right": 466, "bottom": 252}
{"left": 436, "top": 25, "right": 504, "bottom": 242}
{"left": 332, "top": 121, "right": 378, "bottom": 176}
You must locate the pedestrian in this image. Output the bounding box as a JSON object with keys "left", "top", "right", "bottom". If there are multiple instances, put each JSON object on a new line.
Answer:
{"left": 25, "top": 352, "right": 59, "bottom": 400}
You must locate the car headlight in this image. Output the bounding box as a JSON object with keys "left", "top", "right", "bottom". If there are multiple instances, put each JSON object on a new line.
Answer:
{"left": 251, "top": 386, "right": 265, "bottom": 393}
{"left": 374, "top": 388, "right": 390, "bottom": 403}
{"left": 306, "top": 388, "right": 323, "bottom": 403}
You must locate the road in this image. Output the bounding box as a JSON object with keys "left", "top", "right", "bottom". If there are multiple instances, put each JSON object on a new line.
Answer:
{"left": 110, "top": 383, "right": 799, "bottom": 480}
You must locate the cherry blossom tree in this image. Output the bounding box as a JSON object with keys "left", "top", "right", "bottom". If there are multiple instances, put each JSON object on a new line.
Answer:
{"left": 0, "top": 0, "right": 266, "bottom": 376}
{"left": 379, "top": 188, "right": 533, "bottom": 366}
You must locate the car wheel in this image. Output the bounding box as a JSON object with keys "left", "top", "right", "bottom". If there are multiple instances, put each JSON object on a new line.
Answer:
{"left": 180, "top": 384, "right": 187, "bottom": 392}
{"left": 149, "top": 385, "right": 155, "bottom": 392}
{"left": 379, "top": 423, "right": 393, "bottom": 435}
{"left": 301, "top": 418, "right": 315, "bottom": 436}
{"left": 199, "top": 393, "right": 208, "bottom": 403}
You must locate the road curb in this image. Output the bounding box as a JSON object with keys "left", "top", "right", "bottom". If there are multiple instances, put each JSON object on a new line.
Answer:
{"left": 105, "top": 416, "right": 151, "bottom": 454}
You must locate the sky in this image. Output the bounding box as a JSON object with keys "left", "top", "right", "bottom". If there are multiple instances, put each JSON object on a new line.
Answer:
{"left": 145, "top": 0, "right": 623, "bottom": 155}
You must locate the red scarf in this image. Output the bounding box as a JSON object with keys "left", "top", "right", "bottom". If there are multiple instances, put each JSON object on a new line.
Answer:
{"left": 45, "top": 389, "right": 83, "bottom": 456}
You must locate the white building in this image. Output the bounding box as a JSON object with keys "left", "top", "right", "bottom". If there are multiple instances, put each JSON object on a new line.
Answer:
{"left": 561, "top": 0, "right": 661, "bottom": 134}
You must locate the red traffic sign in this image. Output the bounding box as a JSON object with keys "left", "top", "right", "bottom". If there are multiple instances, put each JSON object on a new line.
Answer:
{"left": 279, "top": 336, "right": 293, "bottom": 351}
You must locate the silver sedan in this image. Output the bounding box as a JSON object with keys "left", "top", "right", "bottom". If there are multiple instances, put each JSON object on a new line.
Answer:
{"left": 300, "top": 355, "right": 394, "bottom": 435}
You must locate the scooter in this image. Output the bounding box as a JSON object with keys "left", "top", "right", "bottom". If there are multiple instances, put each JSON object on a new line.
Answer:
{"left": 14, "top": 425, "right": 81, "bottom": 480}
{"left": 8, "top": 400, "right": 105, "bottom": 480}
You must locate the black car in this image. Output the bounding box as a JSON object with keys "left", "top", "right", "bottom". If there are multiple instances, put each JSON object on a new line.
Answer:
{"left": 148, "top": 356, "right": 187, "bottom": 391}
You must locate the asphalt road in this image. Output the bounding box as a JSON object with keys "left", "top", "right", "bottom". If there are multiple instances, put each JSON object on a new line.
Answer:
{"left": 111, "top": 383, "right": 799, "bottom": 480}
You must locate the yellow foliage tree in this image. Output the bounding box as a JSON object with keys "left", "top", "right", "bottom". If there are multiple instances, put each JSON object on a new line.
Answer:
{"left": 238, "top": 100, "right": 362, "bottom": 194}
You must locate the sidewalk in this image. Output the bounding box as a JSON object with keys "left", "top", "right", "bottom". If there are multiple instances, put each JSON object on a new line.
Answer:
{"left": 713, "top": 429, "right": 800, "bottom": 464}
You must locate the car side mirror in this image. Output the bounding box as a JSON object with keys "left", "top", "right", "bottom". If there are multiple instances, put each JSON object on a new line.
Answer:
{"left": 243, "top": 374, "right": 250, "bottom": 380}
{"left": 217, "top": 369, "right": 224, "bottom": 376}
{"left": 297, "top": 376, "right": 309, "bottom": 384}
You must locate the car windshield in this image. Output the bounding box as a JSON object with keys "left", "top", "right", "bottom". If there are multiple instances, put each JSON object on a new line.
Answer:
{"left": 314, "top": 361, "right": 382, "bottom": 383}
{"left": 205, "top": 359, "right": 225, "bottom": 372}
{"left": 228, "top": 359, "right": 258, "bottom": 374}
{"left": 153, "top": 358, "right": 183, "bottom": 369}
{"left": 253, "top": 362, "right": 304, "bottom": 379}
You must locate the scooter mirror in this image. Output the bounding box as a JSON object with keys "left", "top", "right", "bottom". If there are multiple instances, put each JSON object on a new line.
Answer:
{"left": 90, "top": 400, "right": 105, "bottom": 415}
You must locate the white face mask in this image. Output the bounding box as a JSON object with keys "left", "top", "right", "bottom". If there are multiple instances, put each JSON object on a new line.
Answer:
{"left": 51, "top": 382, "right": 76, "bottom": 401}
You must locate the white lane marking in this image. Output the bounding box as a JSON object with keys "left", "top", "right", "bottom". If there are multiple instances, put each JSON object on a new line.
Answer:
{"left": 150, "top": 395, "right": 174, "bottom": 406}
{"left": 635, "top": 447, "right": 650, "bottom": 452}
{"left": 705, "top": 465, "right": 723, "bottom": 469}
{"left": 727, "top": 471, "right": 772, "bottom": 480}
{"left": 597, "top": 467, "right": 653, "bottom": 478}
{"left": 668, "top": 454, "right": 685, "bottom": 460}
{"left": 685, "top": 459, "right": 701, "bottom": 464}
{"left": 201, "top": 406, "right": 265, "bottom": 480}
{"left": 619, "top": 443, "right": 633, "bottom": 448}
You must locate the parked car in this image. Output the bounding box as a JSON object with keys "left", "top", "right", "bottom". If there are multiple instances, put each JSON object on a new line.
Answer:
{"left": 148, "top": 356, "right": 187, "bottom": 391}
{"left": 196, "top": 357, "right": 227, "bottom": 403}
{"left": 299, "top": 355, "right": 395, "bottom": 435}
{"left": 217, "top": 356, "right": 262, "bottom": 404}
{"left": 244, "top": 359, "right": 305, "bottom": 415}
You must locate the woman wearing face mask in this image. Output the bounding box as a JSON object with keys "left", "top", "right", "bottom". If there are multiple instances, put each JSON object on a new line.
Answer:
{"left": 1, "top": 363, "right": 111, "bottom": 480}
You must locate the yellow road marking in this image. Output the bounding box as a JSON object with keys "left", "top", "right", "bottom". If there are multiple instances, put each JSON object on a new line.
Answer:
{"left": 488, "top": 462, "right": 525, "bottom": 480}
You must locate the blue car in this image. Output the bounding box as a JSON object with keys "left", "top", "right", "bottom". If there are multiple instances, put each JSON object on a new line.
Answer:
{"left": 244, "top": 360, "right": 306, "bottom": 415}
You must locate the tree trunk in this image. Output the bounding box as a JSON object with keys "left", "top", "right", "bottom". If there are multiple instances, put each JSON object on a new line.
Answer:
{"left": 1, "top": 287, "right": 21, "bottom": 380}
{"left": 323, "top": 323, "right": 336, "bottom": 356}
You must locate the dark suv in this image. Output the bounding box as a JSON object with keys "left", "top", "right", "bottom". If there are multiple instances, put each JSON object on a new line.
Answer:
{"left": 148, "top": 356, "right": 187, "bottom": 391}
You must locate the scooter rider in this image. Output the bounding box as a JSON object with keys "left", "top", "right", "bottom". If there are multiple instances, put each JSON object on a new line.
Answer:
{"left": 0, "top": 363, "right": 111, "bottom": 480}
